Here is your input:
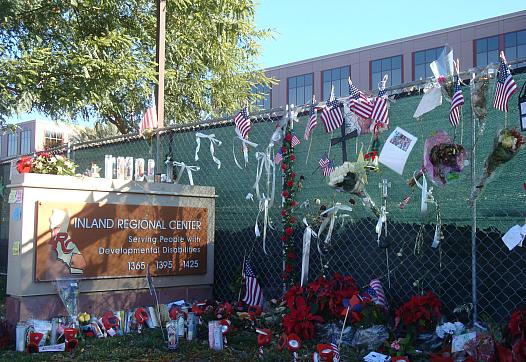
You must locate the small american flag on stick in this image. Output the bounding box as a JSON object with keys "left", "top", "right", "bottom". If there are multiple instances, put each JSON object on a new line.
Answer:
{"left": 348, "top": 78, "right": 373, "bottom": 119}
{"left": 493, "top": 52, "right": 517, "bottom": 112}
{"left": 304, "top": 97, "right": 318, "bottom": 140}
{"left": 370, "top": 75, "right": 389, "bottom": 124}
{"left": 139, "top": 99, "right": 158, "bottom": 136}
{"left": 320, "top": 86, "right": 344, "bottom": 133}
{"left": 242, "top": 257, "right": 263, "bottom": 307}
{"left": 233, "top": 106, "right": 251, "bottom": 138}
{"left": 291, "top": 133, "right": 301, "bottom": 147}
{"left": 449, "top": 75, "right": 464, "bottom": 126}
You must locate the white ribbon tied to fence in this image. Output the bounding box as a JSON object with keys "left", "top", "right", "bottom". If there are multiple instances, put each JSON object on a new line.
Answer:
{"left": 173, "top": 161, "right": 200, "bottom": 186}
{"left": 253, "top": 146, "right": 276, "bottom": 255}
{"left": 413, "top": 172, "right": 429, "bottom": 214}
{"left": 195, "top": 132, "right": 222, "bottom": 169}
{"left": 317, "top": 203, "right": 353, "bottom": 253}
{"left": 232, "top": 128, "right": 258, "bottom": 169}
{"left": 301, "top": 218, "right": 317, "bottom": 287}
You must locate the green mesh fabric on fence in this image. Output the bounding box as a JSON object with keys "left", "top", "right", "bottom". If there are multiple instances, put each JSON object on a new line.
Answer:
{"left": 0, "top": 72, "right": 524, "bottom": 322}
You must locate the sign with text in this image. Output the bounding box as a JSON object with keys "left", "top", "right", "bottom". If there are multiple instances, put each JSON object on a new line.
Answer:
{"left": 35, "top": 201, "right": 208, "bottom": 281}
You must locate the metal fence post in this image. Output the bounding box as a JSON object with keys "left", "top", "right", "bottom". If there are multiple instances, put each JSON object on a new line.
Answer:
{"left": 470, "top": 74, "right": 478, "bottom": 324}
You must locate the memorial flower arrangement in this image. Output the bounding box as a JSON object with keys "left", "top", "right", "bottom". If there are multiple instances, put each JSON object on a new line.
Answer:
{"left": 423, "top": 131, "right": 466, "bottom": 186}
{"left": 471, "top": 128, "right": 524, "bottom": 201}
{"left": 395, "top": 291, "right": 442, "bottom": 334}
{"left": 16, "top": 153, "right": 77, "bottom": 176}
{"left": 384, "top": 337, "right": 416, "bottom": 358}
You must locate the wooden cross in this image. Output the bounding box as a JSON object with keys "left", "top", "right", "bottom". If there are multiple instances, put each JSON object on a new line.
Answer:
{"left": 330, "top": 128, "right": 358, "bottom": 162}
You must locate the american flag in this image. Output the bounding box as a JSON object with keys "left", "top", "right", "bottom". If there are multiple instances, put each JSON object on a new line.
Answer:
{"left": 370, "top": 82, "right": 389, "bottom": 124}
{"left": 330, "top": 342, "right": 340, "bottom": 362}
{"left": 274, "top": 149, "right": 283, "bottom": 164}
{"left": 233, "top": 106, "right": 251, "bottom": 139}
{"left": 319, "top": 156, "right": 334, "bottom": 176}
{"left": 369, "top": 278, "right": 387, "bottom": 308}
{"left": 139, "top": 102, "right": 158, "bottom": 135}
{"left": 304, "top": 100, "right": 318, "bottom": 140}
{"left": 493, "top": 53, "right": 517, "bottom": 112}
{"left": 449, "top": 75, "right": 464, "bottom": 126}
{"left": 348, "top": 81, "right": 373, "bottom": 119}
{"left": 320, "top": 87, "right": 344, "bottom": 133}
{"left": 291, "top": 133, "right": 301, "bottom": 147}
{"left": 242, "top": 258, "right": 263, "bottom": 307}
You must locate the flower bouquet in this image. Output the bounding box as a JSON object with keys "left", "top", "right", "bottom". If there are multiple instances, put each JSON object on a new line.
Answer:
{"left": 55, "top": 280, "right": 80, "bottom": 327}
{"left": 423, "top": 131, "right": 466, "bottom": 186}
{"left": 328, "top": 160, "right": 367, "bottom": 195}
{"left": 17, "top": 153, "right": 77, "bottom": 176}
{"left": 384, "top": 337, "right": 416, "bottom": 361}
{"left": 470, "top": 128, "right": 524, "bottom": 202}
{"left": 395, "top": 291, "right": 442, "bottom": 335}
{"left": 470, "top": 74, "right": 490, "bottom": 121}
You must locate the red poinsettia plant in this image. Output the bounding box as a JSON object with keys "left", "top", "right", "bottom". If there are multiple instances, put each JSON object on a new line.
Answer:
{"left": 509, "top": 307, "right": 526, "bottom": 338}
{"left": 282, "top": 295, "right": 323, "bottom": 340}
{"left": 307, "top": 273, "right": 359, "bottom": 319}
{"left": 395, "top": 291, "right": 442, "bottom": 333}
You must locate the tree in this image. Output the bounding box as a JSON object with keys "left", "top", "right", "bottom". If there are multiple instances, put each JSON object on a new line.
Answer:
{"left": 0, "top": 0, "right": 272, "bottom": 133}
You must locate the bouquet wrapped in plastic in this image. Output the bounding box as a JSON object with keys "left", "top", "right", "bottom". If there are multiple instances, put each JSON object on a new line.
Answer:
{"left": 424, "top": 131, "right": 467, "bottom": 186}
{"left": 470, "top": 128, "right": 524, "bottom": 202}
{"left": 55, "top": 280, "right": 79, "bottom": 327}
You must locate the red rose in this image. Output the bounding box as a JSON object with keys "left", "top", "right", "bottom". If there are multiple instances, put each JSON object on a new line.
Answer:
{"left": 281, "top": 210, "right": 287, "bottom": 217}
{"left": 290, "top": 155, "right": 296, "bottom": 161}
{"left": 285, "top": 227, "right": 294, "bottom": 236}
{"left": 290, "top": 172, "right": 296, "bottom": 179}
{"left": 281, "top": 146, "right": 287, "bottom": 153}
{"left": 284, "top": 134, "right": 292, "bottom": 142}
{"left": 290, "top": 216, "right": 297, "bottom": 224}
{"left": 287, "top": 180, "right": 294, "bottom": 187}
{"left": 285, "top": 264, "right": 293, "bottom": 273}
{"left": 291, "top": 201, "right": 298, "bottom": 207}
{"left": 287, "top": 252, "right": 297, "bottom": 259}
{"left": 282, "top": 191, "right": 289, "bottom": 198}
{"left": 281, "top": 163, "right": 287, "bottom": 170}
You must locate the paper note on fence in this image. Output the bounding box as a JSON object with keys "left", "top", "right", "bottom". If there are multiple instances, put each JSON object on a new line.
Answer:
{"left": 379, "top": 127, "right": 417, "bottom": 175}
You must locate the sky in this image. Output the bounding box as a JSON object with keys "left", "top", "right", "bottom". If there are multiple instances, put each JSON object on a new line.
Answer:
{"left": 255, "top": 0, "right": 525, "bottom": 68}
{"left": 8, "top": 1, "right": 525, "bottom": 124}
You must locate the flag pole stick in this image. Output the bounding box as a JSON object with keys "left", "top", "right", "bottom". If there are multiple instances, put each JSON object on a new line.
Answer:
{"left": 238, "top": 250, "right": 247, "bottom": 302}
{"left": 305, "top": 137, "right": 313, "bottom": 165}
{"left": 338, "top": 305, "right": 350, "bottom": 350}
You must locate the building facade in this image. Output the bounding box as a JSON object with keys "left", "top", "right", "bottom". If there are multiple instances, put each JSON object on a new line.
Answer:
{"left": 0, "top": 119, "right": 76, "bottom": 160}
{"left": 259, "top": 10, "right": 526, "bottom": 109}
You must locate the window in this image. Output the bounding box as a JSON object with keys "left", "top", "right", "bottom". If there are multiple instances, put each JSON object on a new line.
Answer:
{"left": 371, "top": 55, "right": 402, "bottom": 90}
{"left": 7, "top": 133, "right": 18, "bottom": 157}
{"left": 251, "top": 84, "right": 271, "bottom": 110}
{"left": 287, "top": 73, "right": 313, "bottom": 106}
{"left": 475, "top": 36, "right": 499, "bottom": 67}
{"left": 504, "top": 29, "right": 526, "bottom": 68}
{"left": 20, "top": 130, "right": 32, "bottom": 155}
{"left": 322, "top": 66, "right": 350, "bottom": 99}
{"left": 413, "top": 47, "right": 446, "bottom": 80}
{"left": 44, "top": 130, "right": 63, "bottom": 149}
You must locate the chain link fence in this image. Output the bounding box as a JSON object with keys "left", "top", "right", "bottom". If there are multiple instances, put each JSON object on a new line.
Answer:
{"left": 0, "top": 70, "right": 525, "bottom": 323}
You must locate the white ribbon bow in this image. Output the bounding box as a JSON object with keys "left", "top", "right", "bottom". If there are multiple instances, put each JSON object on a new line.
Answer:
{"left": 301, "top": 218, "right": 317, "bottom": 287}
{"left": 195, "top": 132, "right": 222, "bottom": 169}
{"left": 318, "top": 203, "right": 353, "bottom": 251}
{"left": 253, "top": 146, "right": 276, "bottom": 255}
{"left": 232, "top": 128, "right": 258, "bottom": 169}
{"left": 413, "top": 172, "right": 429, "bottom": 214}
{"left": 173, "top": 161, "right": 200, "bottom": 186}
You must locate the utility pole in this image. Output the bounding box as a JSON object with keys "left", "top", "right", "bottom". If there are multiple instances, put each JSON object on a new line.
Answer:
{"left": 155, "top": 0, "right": 167, "bottom": 172}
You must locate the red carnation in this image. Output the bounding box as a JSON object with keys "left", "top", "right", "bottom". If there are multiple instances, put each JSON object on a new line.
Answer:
{"left": 285, "top": 134, "right": 292, "bottom": 142}
{"left": 290, "top": 155, "right": 296, "bottom": 161}
{"left": 290, "top": 216, "right": 297, "bottom": 224}
{"left": 281, "top": 210, "right": 287, "bottom": 217}
{"left": 281, "top": 163, "right": 287, "bottom": 170}
{"left": 282, "top": 190, "right": 289, "bottom": 198}
{"left": 281, "top": 146, "right": 287, "bottom": 153}
{"left": 285, "top": 227, "right": 294, "bottom": 236}
{"left": 287, "top": 180, "right": 294, "bottom": 187}
{"left": 291, "top": 201, "right": 298, "bottom": 207}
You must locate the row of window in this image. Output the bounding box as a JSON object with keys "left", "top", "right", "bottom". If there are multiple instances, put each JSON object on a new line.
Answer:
{"left": 252, "top": 29, "right": 526, "bottom": 109}
{"left": 0, "top": 130, "right": 63, "bottom": 158}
